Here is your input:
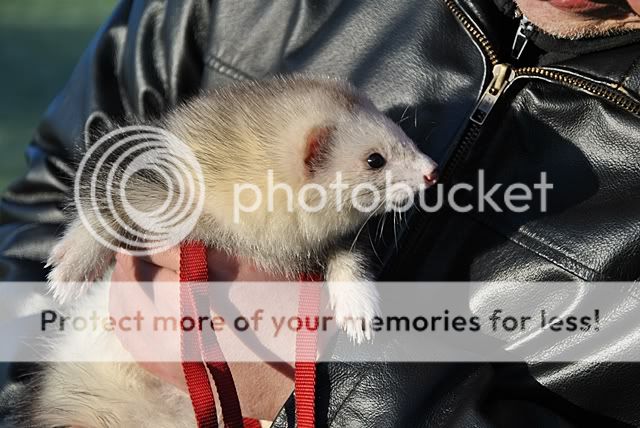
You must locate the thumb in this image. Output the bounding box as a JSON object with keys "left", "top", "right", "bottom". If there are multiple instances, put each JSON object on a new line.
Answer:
{"left": 629, "top": 0, "right": 640, "bottom": 15}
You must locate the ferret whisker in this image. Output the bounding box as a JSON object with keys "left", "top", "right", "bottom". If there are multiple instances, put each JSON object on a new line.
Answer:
{"left": 349, "top": 200, "right": 385, "bottom": 253}
{"left": 367, "top": 226, "right": 383, "bottom": 264}
{"left": 379, "top": 212, "right": 388, "bottom": 241}
{"left": 398, "top": 105, "right": 410, "bottom": 125}
{"left": 375, "top": 213, "right": 385, "bottom": 241}
{"left": 424, "top": 124, "right": 437, "bottom": 144}
{"left": 401, "top": 206, "right": 410, "bottom": 228}
{"left": 392, "top": 210, "right": 399, "bottom": 251}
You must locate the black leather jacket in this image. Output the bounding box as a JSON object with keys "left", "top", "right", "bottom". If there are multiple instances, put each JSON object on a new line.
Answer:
{"left": 2, "top": 0, "right": 640, "bottom": 426}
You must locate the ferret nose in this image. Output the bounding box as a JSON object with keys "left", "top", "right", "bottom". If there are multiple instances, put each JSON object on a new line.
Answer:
{"left": 424, "top": 169, "right": 439, "bottom": 185}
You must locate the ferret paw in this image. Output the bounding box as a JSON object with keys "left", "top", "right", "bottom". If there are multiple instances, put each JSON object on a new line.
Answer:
{"left": 329, "top": 281, "right": 380, "bottom": 345}
{"left": 46, "top": 239, "right": 113, "bottom": 305}
{"left": 46, "top": 279, "right": 91, "bottom": 306}
{"left": 335, "top": 311, "right": 373, "bottom": 345}
{"left": 47, "top": 259, "right": 99, "bottom": 304}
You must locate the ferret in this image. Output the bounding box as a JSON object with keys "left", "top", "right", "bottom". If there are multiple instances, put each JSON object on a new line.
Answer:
{"left": 14, "top": 76, "right": 437, "bottom": 427}
{"left": 48, "top": 76, "right": 438, "bottom": 342}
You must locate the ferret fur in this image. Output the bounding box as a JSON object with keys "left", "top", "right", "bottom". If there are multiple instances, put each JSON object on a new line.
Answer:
{"left": 26, "top": 76, "right": 438, "bottom": 427}
{"left": 48, "top": 76, "right": 438, "bottom": 341}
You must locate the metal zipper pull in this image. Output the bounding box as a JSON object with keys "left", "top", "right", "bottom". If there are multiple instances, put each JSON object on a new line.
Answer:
{"left": 512, "top": 15, "right": 534, "bottom": 60}
{"left": 470, "top": 63, "right": 514, "bottom": 125}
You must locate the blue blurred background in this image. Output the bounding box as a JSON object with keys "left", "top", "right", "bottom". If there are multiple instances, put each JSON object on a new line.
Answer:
{"left": 0, "top": 1, "right": 117, "bottom": 190}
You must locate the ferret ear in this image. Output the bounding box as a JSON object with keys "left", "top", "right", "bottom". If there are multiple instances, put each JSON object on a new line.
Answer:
{"left": 304, "top": 126, "right": 335, "bottom": 175}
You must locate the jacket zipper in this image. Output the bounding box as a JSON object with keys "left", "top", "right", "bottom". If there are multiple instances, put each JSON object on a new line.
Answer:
{"left": 511, "top": 14, "right": 534, "bottom": 60}
{"left": 443, "top": 0, "right": 640, "bottom": 119}
{"left": 439, "top": 0, "right": 640, "bottom": 185}
{"left": 382, "top": 0, "right": 640, "bottom": 278}
{"left": 441, "top": 63, "right": 514, "bottom": 182}
{"left": 514, "top": 67, "right": 640, "bottom": 115}
{"left": 443, "top": 0, "right": 499, "bottom": 66}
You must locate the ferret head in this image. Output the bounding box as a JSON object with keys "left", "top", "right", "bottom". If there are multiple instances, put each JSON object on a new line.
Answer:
{"left": 176, "top": 77, "right": 438, "bottom": 260}
{"left": 282, "top": 79, "right": 439, "bottom": 241}
{"left": 304, "top": 109, "right": 438, "bottom": 208}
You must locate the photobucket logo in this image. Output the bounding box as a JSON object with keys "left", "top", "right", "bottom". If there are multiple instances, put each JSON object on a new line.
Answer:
{"left": 232, "top": 170, "right": 553, "bottom": 222}
{"left": 75, "top": 126, "right": 205, "bottom": 256}
{"left": 233, "top": 170, "right": 421, "bottom": 223}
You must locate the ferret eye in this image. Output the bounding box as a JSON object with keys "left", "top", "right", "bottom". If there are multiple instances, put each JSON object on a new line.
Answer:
{"left": 367, "top": 153, "right": 386, "bottom": 169}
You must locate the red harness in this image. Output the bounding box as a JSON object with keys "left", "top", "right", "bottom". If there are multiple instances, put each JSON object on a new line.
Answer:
{"left": 179, "top": 242, "right": 319, "bottom": 428}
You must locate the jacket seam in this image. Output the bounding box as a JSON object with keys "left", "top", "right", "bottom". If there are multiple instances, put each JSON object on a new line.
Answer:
{"left": 204, "top": 52, "right": 255, "bottom": 81}
{"left": 510, "top": 229, "right": 606, "bottom": 280}
{"left": 469, "top": 214, "right": 608, "bottom": 281}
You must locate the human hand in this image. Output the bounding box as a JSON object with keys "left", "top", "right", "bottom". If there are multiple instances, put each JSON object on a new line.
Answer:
{"left": 109, "top": 247, "right": 321, "bottom": 420}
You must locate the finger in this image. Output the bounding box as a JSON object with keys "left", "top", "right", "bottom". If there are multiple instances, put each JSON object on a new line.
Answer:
{"left": 108, "top": 281, "right": 180, "bottom": 357}
{"left": 207, "top": 248, "right": 289, "bottom": 281}
{"left": 112, "top": 253, "right": 137, "bottom": 282}
{"left": 138, "top": 362, "right": 187, "bottom": 391}
{"left": 138, "top": 246, "right": 180, "bottom": 271}
{"left": 207, "top": 248, "right": 241, "bottom": 281}
{"left": 629, "top": 0, "right": 640, "bottom": 14}
{"left": 113, "top": 252, "right": 178, "bottom": 282}
{"left": 108, "top": 280, "right": 153, "bottom": 319}
{"left": 135, "top": 259, "right": 180, "bottom": 282}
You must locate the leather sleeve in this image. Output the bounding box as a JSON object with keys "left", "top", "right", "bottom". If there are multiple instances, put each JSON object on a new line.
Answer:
{"left": 0, "top": 0, "right": 211, "bottom": 281}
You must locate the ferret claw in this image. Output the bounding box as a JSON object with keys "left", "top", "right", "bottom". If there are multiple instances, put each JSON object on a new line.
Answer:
{"left": 330, "top": 282, "right": 380, "bottom": 344}
{"left": 339, "top": 317, "right": 374, "bottom": 345}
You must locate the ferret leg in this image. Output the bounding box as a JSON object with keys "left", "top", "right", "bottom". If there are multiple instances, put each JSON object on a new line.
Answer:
{"left": 47, "top": 217, "right": 114, "bottom": 304}
{"left": 325, "top": 249, "right": 380, "bottom": 344}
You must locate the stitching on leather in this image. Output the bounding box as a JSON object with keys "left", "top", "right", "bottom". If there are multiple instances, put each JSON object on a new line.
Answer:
{"left": 204, "top": 53, "right": 254, "bottom": 81}
{"left": 469, "top": 214, "right": 608, "bottom": 281}
{"left": 496, "top": 224, "right": 605, "bottom": 280}
{"left": 509, "top": 230, "right": 605, "bottom": 280}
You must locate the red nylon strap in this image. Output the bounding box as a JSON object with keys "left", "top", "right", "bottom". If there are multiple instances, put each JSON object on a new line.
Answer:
{"left": 180, "top": 243, "right": 243, "bottom": 428}
{"left": 180, "top": 243, "right": 218, "bottom": 428}
{"left": 294, "top": 273, "right": 322, "bottom": 428}
{"left": 199, "top": 302, "right": 243, "bottom": 428}
{"left": 242, "top": 418, "right": 262, "bottom": 428}
{"left": 181, "top": 242, "right": 321, "bottom": 428}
